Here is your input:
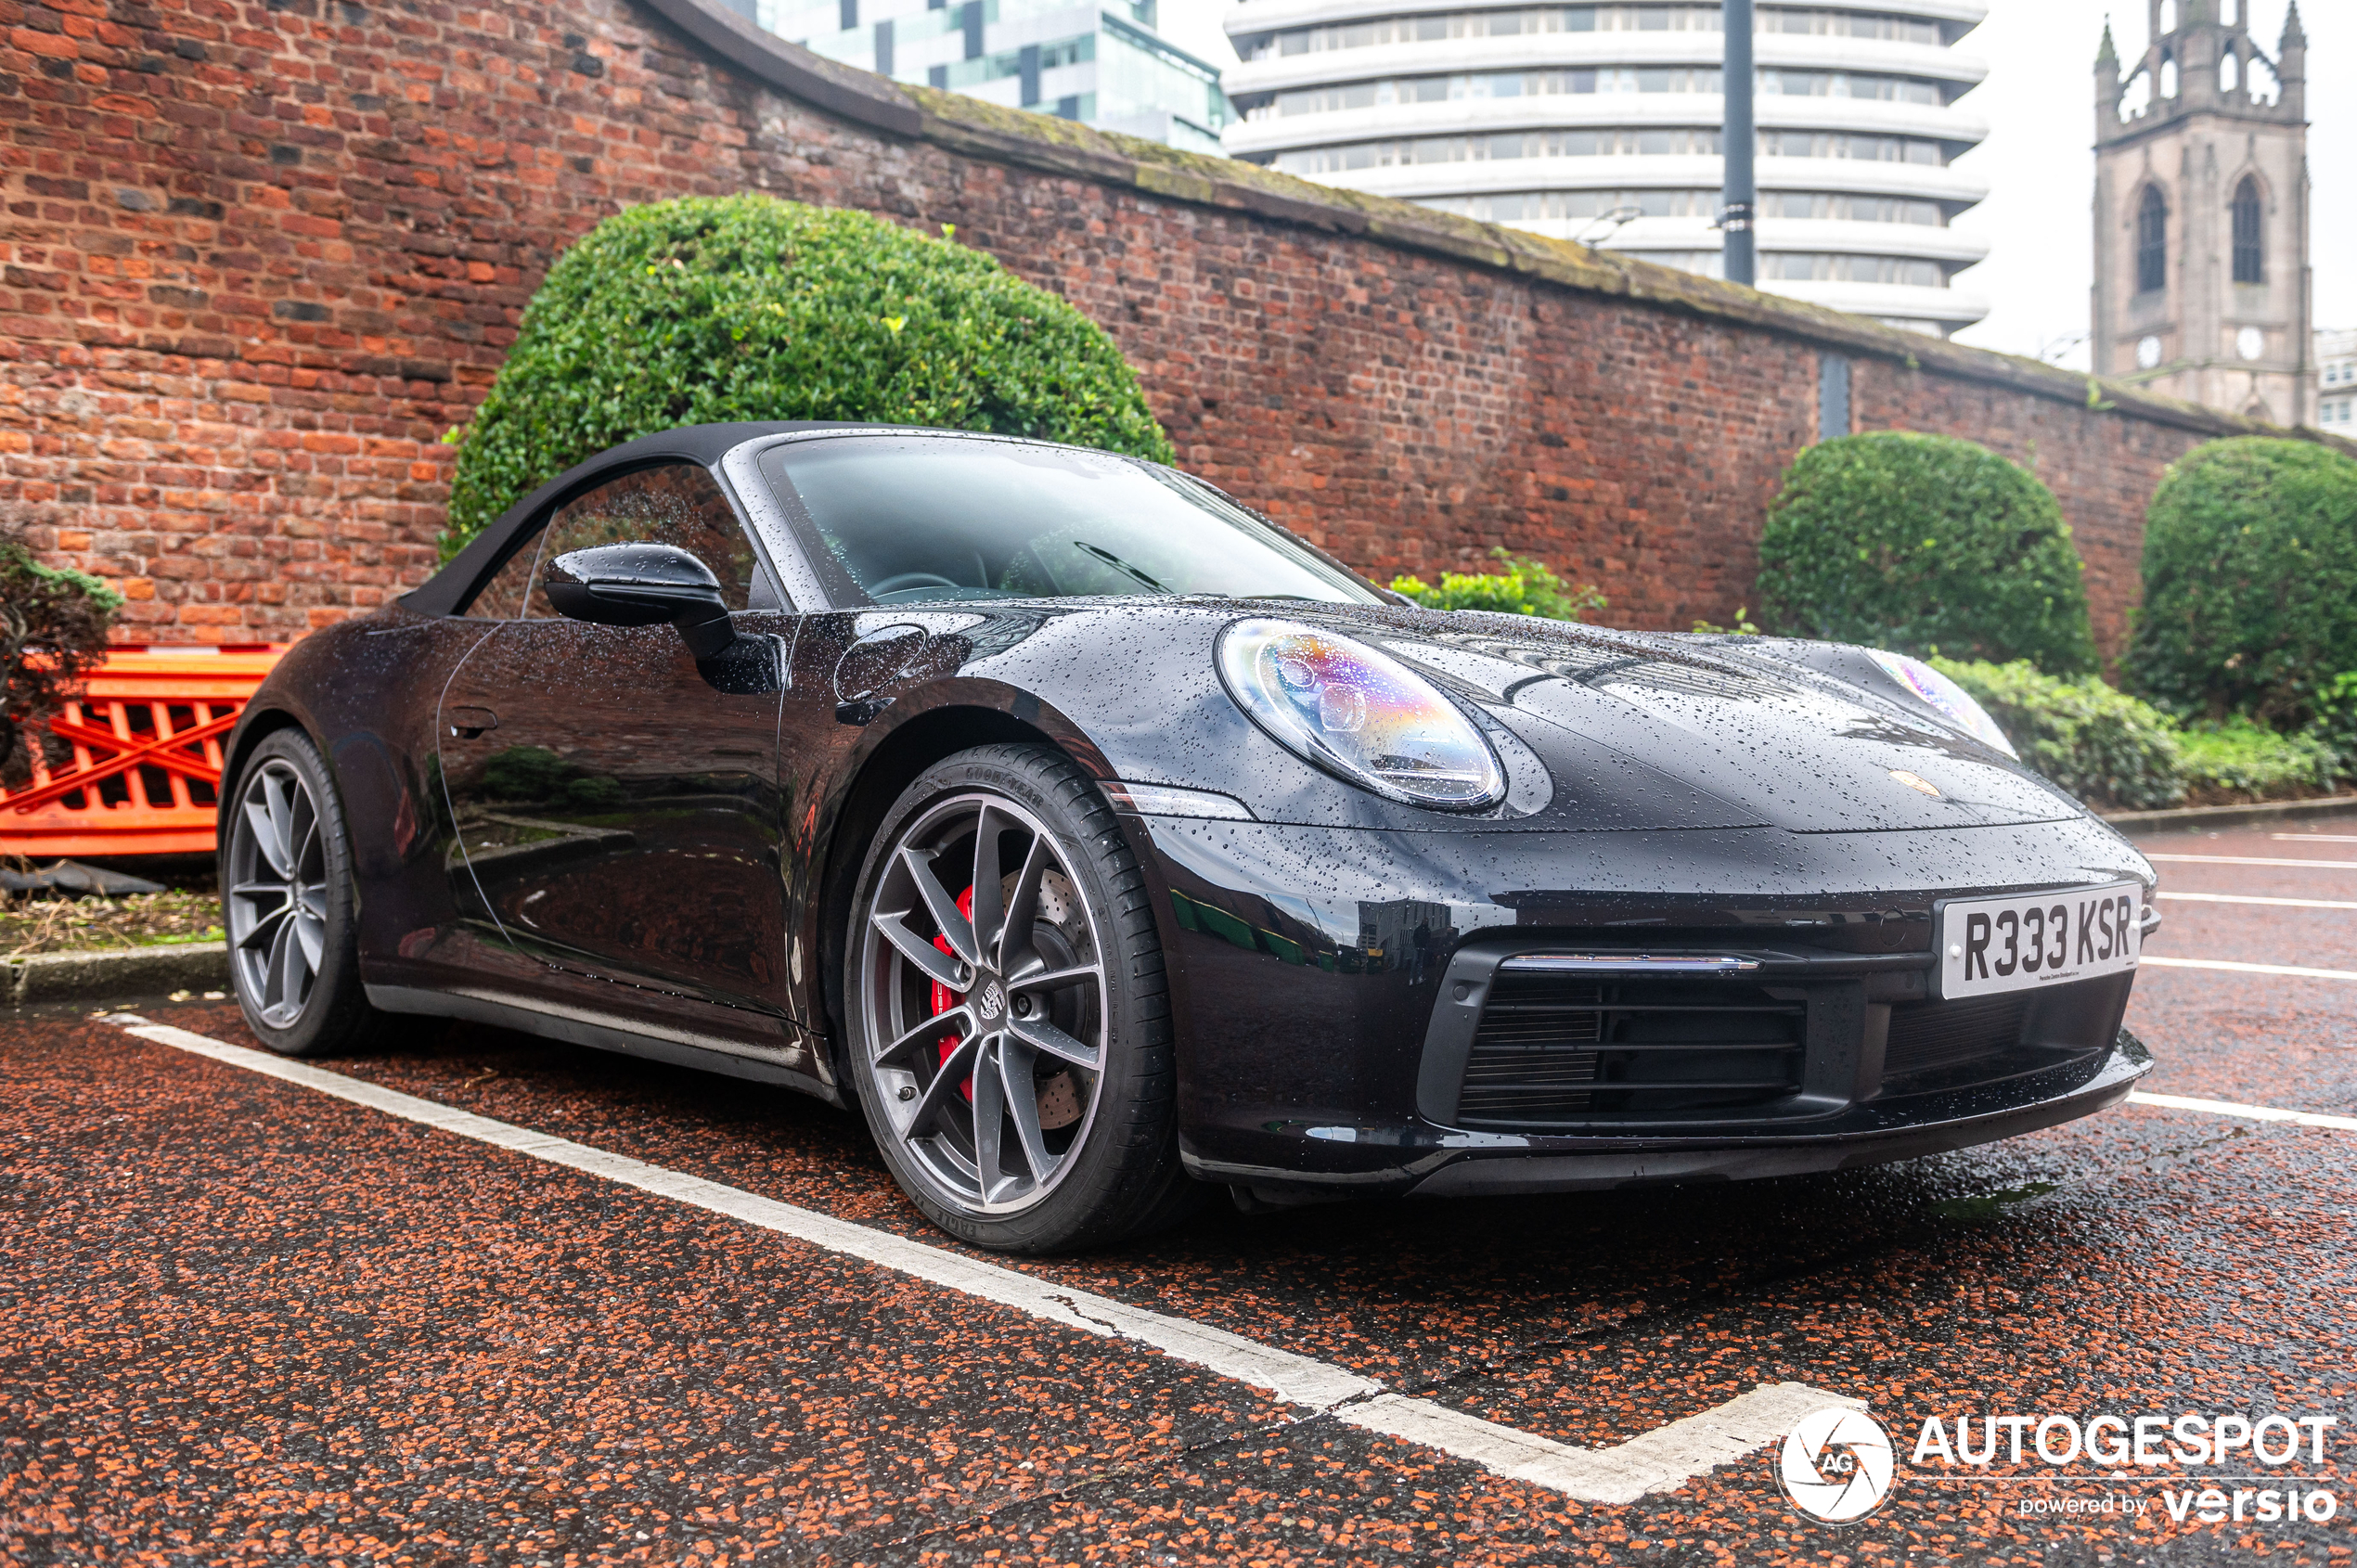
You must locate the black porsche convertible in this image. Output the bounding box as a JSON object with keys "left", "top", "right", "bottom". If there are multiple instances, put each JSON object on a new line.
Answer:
{"left": 219, "top": 421, "right": 2157, "bottom": 1251}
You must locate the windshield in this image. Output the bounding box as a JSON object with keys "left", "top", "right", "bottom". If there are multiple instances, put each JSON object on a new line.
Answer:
{"left": 758, "top": 435, "right": 1383, "bottom": 608}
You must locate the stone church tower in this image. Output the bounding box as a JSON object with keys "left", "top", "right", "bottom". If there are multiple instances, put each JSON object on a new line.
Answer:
{"left": 2093, "top": 1, "right": 2312, "bottom": 425}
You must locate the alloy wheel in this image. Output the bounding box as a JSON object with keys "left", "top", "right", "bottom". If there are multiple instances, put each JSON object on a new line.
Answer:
{"left": 225, "top": 758, "right": 329, "bottom": 1028}
{"left": 858, "top": 792, "right": 1110, "bottom": 1215}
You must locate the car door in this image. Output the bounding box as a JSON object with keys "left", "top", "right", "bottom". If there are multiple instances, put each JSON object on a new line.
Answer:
{"left": 436, "top": 460, "right": 797, "bottom": 1027}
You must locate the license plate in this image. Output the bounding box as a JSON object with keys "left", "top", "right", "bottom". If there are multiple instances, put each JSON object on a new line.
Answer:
{"left": 1934, "top": 882, "right": 2143, "bottom": 999}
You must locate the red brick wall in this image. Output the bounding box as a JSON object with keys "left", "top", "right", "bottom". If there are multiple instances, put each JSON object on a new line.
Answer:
{"left": 0, "top": 0, "right": 2288, "bottom": 653}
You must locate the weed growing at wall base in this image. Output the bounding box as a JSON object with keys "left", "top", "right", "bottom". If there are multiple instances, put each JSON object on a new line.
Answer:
{"left": 1390, "top": 550, "right": 1605, "bottom": 622}
{"left": 0, "top": 520, "right": 120, "bottom": 789}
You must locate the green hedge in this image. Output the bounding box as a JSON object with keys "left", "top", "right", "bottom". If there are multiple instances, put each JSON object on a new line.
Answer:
{"left": 2309, "top": 672, "right": 2357, "bottom": 754}
{"left": 0, "top": 522, "right": 120, "bottom": 789}
{"left": 2174, "top": 720, "right": 2343, "bottom": 804}
{"left": 1757, "top": 431, "right": 2098, "bottom": 675}
{"left": 2125, "top": 437, "right": 2357, "bottom": 728}
{"left": 1929, "top": 658, "right": 2184, "bottom": 811}
{"left": 1932, "top": 657, "right": 2349, "bottom": 811}
{"left": 444, "top": 195, "right": 1174, "bottom": 556}
{"left": 1390, "top": 549, "right": 1605, "bottom": 621}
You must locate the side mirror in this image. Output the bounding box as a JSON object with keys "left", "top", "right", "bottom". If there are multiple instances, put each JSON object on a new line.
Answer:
{"left": 544, "top": 543, "right": 737, "bottom": 661}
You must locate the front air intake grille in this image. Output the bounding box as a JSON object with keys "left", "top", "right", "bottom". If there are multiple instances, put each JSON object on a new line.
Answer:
{"left": 1880, "top": 983, "right": 2111, "bottom": 1099}
{"left": 1455, "top": 971, "right": 1806, "bottom": 1126}
{"left": 1882, "top": 992, "right": 2030, "bottom": 1091}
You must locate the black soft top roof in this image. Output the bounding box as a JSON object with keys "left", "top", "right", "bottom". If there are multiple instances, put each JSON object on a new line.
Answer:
{"left": 400, "top": 420, "right": 877, "bottom": 618}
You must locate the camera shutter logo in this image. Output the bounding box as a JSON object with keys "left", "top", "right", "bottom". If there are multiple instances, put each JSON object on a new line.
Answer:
{"left": 1778, "top": 1407, "right": 1896, "bottom": 1523}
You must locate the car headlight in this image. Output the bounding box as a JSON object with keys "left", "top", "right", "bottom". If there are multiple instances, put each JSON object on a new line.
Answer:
{"left": 1218, "top": 619, "right": 1505, "bottom": 808}
{"left": 1867, "top": 649, "right": 2018, "bottom": 759}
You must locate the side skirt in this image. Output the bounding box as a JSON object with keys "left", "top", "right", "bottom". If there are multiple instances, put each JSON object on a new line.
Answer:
{"left": 365, "top": 983, "right": 846, "bottom": 1107}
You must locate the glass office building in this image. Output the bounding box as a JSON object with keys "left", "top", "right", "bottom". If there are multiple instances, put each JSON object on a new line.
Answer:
{"left": 1221, "top": 0, "right": 1991, "bottom": 336}
{"left": 761, "top": 0, "right": 1235, "bottom": 153}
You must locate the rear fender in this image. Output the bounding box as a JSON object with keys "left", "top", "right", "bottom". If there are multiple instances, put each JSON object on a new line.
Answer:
{"left": 219, "top": 613, "right": 494, "bottom": 985}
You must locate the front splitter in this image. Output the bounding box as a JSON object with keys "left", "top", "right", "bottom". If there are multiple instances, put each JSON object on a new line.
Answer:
{"left": 1408, "top": 1038, "right": 2152, "bottom": 1197}
{"left": 1183, "top": 1031, "right": 2154, "bottom": 1202}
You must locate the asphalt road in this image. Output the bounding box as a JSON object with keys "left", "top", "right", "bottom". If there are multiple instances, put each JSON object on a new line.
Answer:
{"left": 5, "top": 817, "right": 2356, "bottom": 1565}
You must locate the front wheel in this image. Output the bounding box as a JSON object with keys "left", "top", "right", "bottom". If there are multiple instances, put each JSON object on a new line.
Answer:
{"left": 844, "top": 743, "right": 1196, "bottom": 1253}
{"left": 220, "top": 728, "right": 390, "bottom": 1056}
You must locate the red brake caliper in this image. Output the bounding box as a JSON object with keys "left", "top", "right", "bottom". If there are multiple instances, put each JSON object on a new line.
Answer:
{"left": 929, "top": 885, "right": 976, "bottom": 1102}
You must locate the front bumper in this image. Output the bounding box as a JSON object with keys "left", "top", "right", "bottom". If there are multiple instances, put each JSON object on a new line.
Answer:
{"left": 1127, "top": 813, "right": 2157, "bottom": 1201}
{"left": 1406, "top": 1029, "right": 2150, "bottom": 1197}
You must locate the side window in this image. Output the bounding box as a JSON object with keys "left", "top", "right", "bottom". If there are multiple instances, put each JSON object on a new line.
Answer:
{"left": 463, "top": 536, "right": 544, "bottom": 619}
{"left": 525, "top": 462, "right": 760, "bottom": 617}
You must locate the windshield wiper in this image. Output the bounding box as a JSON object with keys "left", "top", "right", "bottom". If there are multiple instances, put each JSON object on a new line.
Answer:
{"left": 1074, "top": 541, "right": 1169, "bottom": 593}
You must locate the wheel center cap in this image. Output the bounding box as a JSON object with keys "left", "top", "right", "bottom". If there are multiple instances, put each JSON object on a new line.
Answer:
{"left": 976, "top": 978, "right": 1006, "bottom": 1022}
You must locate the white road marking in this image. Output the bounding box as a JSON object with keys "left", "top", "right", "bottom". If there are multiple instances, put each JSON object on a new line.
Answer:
{"left": 2271, "top": 834, "right": 2357, "bottom": 843}
{"left": 2144, "top": 855, "right": 2357, "bottom": 870}
{"left": 2141, "top": 956, "right": 2357, "bottom": 982}
{"left": 2157, "top": 892, "right": 2357, "bottom": 911}
{"left": 2127, "top": 1091, "right": 2357, "bottom": 1134}
{"left": 1348, "top": 1381, "right": 1851, "bottom": 1506}
{"left": 106, "top": 1017, "right": 1852, "bottom": 1505}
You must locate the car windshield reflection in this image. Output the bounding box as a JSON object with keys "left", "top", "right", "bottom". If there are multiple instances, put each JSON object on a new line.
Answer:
{"left": 759, "top": 435, "right": 1383, "bottom": 609}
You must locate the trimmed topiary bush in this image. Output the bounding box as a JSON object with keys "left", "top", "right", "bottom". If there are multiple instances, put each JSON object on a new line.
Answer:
{"left": 1756, "top": 431, "right": 2099, "bottom": 676}
{"left": 1929, "top": 657, "right": 2185, "bottom": 812}
{"left": 1390, "top": 549, "right": 1606, "bottom": 621}
{"left": 443, "top": 195, "right": 1175, "bottom": 556}
{"left": 2125, "top": 437, "right": 2357, "bottom": 728}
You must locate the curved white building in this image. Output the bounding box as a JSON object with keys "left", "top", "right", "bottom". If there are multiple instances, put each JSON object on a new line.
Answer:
{"left": 1221, "top": 0, "right": 1991, "bottom": 335}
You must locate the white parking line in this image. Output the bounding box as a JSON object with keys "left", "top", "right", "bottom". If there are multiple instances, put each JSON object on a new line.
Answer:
{"left": 2156, "top": 892, "right": 2357, "bottom": 911}
{"left": 2272, "top": 834, "right": 2357, "bottom": 843}
{"left": 2142, "top": 956, "right": 2357, "bottom": 982}
{"left": 104, "top": 1016, "right": 1854, "bottom": 1507}
{"left": 2144, "top": 855, "right": 2357, "bottom": 869}
{"left": 2127, "top": 1091, "right": 2357, "bottom": 1134}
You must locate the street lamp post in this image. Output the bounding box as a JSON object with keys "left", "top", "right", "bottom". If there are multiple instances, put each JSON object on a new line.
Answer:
{"left": 1721, "top": 0, "right": 1756, "bottom": 286}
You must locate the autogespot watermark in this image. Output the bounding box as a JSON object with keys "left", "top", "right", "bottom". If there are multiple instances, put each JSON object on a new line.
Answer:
{"left": 1777, "top": 1408, "right": 1898, "bottom": 1523}
{"left": 1775, "top": 1408, "right": 2345, "bottom": 1527}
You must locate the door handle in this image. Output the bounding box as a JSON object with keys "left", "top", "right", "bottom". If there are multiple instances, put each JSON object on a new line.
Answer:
{"left": 446, "top": 705, "right": 498, "bottom": 740}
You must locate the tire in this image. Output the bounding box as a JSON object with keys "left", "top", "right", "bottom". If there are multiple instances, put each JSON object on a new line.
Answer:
{"left": 220, "top": 727, "right": 391, "bottom": 1057}
{"left": 844, "top": 742, "right": 1198, "bottom": 1253}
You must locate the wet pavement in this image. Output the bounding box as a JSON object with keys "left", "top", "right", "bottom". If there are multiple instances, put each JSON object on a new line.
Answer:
{"left": 5, "top": 817, "right": 2356, "bottom": 1564}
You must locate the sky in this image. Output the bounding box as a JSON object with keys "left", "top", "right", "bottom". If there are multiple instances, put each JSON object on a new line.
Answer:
{"left": 1947, "top": 0, "right": 2353, "bottom": 367}
{"left": 1155, "top": 0, "right": 1242, "bottom": 80}
{"left": 1161, "top": 0, "right": 2350, "bottom": 371}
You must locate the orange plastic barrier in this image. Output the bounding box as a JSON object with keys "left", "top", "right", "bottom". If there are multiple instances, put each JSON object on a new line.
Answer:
{"left": 1, "top": 645, "right": 287, "bottom": 857}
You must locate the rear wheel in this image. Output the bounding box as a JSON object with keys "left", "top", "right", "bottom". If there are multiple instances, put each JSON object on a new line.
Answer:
{"left": 844, "top": 743, "right": 1196, "bottom": 1252}
{"left": 221, "top": 728, "right": 389, "bottom": 1057}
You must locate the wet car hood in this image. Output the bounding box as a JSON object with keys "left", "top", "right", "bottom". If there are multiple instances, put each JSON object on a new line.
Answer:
{"left": 1217, "top": 605, "right": 2085, "bottom": 834}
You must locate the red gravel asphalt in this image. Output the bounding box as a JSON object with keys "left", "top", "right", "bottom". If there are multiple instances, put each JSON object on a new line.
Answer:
{"left": 4, "top": 818, "right": 2355, "bottom": 1565}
